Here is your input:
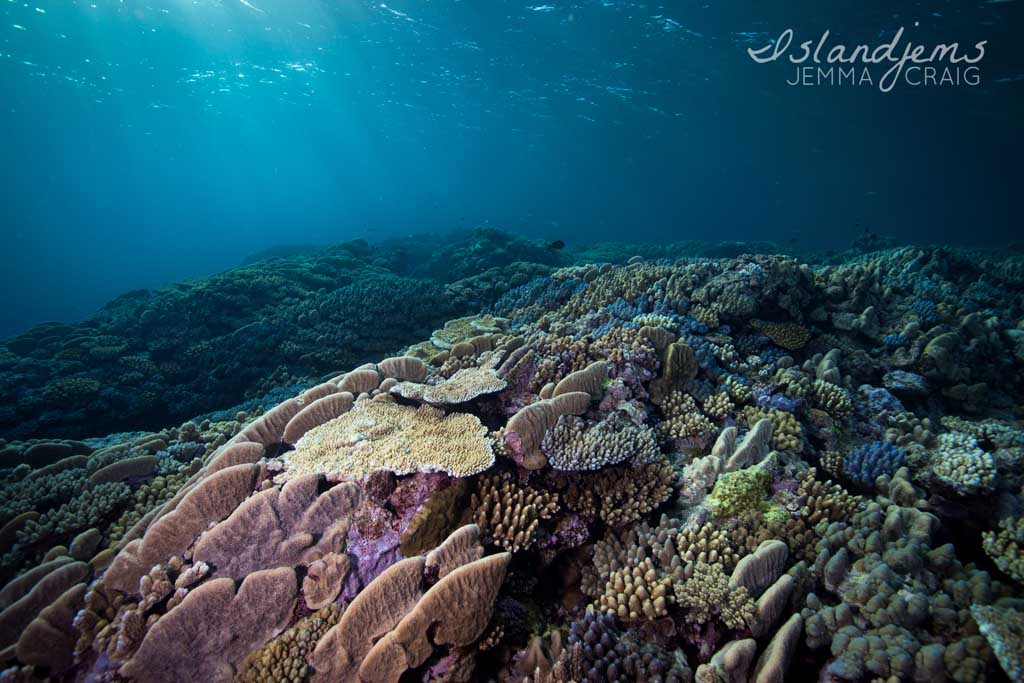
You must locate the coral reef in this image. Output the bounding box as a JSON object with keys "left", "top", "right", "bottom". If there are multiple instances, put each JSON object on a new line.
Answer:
{"left": 1, "top": 242, "right": 1023, "bottom": 682}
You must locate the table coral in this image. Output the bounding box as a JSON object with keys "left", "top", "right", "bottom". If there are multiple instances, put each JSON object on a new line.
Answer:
{"left": 284, "top": 399, "right": 494, "bottom": 479}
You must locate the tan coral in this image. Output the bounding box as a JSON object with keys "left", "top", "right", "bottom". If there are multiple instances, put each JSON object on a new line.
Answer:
{"left": 552, "top": 360, "right": 608, "bottom": 398}
{"left": 597, "top": 556, "right": 672, "bottom": 620}
{"left": 282, "top": 392, "right": 355, "bottom": 445}
{"left": 391, "top": 367, "right": 506, "bottom": 405}
{"left": 336, "top": 367, "right": 381, "bottom": 395}
{"left": 310, "top": 526, "right": 506, "bottom": 683}
{"left": 302, "top": 553, "right": 350, "bottom": 610}
{"left": 236, "top": 604, "right": 342, "bottom": 683}
{"left": 471, "top": 474, "right": 558, "bottom": 552}
{"left": 284, "top": 399, "right": 494, "bottom": 479}
{"left": 504, "top": 392, "right": 591, "bottom": 469}
{"left": 357, "top": 553, "right": 510, "bottom": 682}
{"left": 376, "top": 356, "right": 428, "bottom": 382}
{"left": 119, "top": 567, "right": 298, "bottom": 683}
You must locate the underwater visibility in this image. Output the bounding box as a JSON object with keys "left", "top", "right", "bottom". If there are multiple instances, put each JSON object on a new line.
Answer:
{"left": 1, "top": 1, "right": 1024, "bottom": 682}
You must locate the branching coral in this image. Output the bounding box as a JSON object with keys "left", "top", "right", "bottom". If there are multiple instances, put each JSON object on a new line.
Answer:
{"left": 674, "top": 561, "right": 754, "bottom": 630}
{"left": 471, "top": 474, "right": 558, "bottom": 552}
{"left": 541, "top": 412, "right": 661, "bottom": 471}
{"left": 565, "top": 460, "right": 676, "bottom": 527}
{"left": 982, "top": 516, "right": 1024, "bottom": 583}
{"left": 931, "top": 432, "right": 997, "bottom": 495}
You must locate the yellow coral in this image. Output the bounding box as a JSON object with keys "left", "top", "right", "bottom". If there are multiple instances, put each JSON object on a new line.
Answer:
{"left": 659, "top": 392, "right": 715, "bottom": 441}
{"left": 744, "top": 407, "right": 803, "bottom": 453}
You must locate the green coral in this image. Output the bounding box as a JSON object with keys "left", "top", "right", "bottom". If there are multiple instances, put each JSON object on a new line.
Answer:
{"left": 706, "top": 467, "right": 770, "bottom": 517}
{"left": 763, "top": 503, "right": 789, "bottom": 527}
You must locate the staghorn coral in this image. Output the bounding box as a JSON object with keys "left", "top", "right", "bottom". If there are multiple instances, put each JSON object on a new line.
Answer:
{"left": 702, "top": 391, "right": 734, "bottom": 421}
{"left": 658, "top": 391, "right": 716, "bottom": 444}
{"left": 597, "top": 556, "right": 673, "bottom": 619}
{"left": 842, "top": 441, "right": 906, "bottom": 490}
{"left": 549, "top": 607, "right": 693, "bottom": 683}
{"left": 810, "top": 379, "right": 852, "bottom": 419}
{"left": 769, "top": 469, "right": 861, "bottom": 562}
{"left": 283, "top": 398, "right": 494, "bottom": 479}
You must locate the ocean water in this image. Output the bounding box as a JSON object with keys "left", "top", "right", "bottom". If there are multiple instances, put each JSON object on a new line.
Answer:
{"left": 2, "top": 2, "right": 1024, "bottom": 682}
{"left": 2, "top": 0, "right": 1023, "bottom": 337}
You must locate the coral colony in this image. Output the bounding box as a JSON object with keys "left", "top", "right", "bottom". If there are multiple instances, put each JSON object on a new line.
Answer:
{"left": 1, "top": 231, "right": 1024, "bottom": 682}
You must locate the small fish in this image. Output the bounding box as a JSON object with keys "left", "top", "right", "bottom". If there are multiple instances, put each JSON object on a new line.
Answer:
{"left": 239, "top": 0, "right": 265, "bottom": 13}
{"left": 546, "top": 240, "right": 565, "bottom": 250}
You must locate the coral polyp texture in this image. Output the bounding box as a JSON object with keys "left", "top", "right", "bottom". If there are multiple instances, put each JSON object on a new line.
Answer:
{"left": 281, "top": 398, "right": 495, "bottom": 479}
{"left": 1, "top": 239, "right": 1024, "bottom": 682}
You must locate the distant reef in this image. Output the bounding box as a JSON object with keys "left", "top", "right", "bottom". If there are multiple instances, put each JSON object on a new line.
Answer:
{"left": 2, "top": 228, "right": 1018, "bottom": 443}
{"left": 0, "top": 229, "right": 565, "bottom": 441}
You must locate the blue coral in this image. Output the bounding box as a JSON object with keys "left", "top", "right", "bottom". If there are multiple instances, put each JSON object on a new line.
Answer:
{"left": 491, "top": 276, "right": 585, "bottom": 326}
{"left": 910, "top": 299, "right": 938, "bottom": 325}
{"left": 882, "top": 333, "right": 908, "bottom": 347}
{"left": 843, "top": 441, "right": 906, "bottom": 489}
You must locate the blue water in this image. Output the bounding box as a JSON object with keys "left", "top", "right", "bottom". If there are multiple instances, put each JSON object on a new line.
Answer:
{"left": 1, "top": 0, "right": 1022, "bottom": 338}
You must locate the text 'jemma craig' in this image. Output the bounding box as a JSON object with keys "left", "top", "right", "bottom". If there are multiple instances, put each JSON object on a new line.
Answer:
{"left": 748, "top": 27, "right": 986, "bottom": 92}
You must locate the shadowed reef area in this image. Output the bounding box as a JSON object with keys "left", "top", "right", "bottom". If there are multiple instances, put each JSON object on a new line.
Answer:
{"left": 1, "top": 230, "right": 1024, "bottom": 682}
